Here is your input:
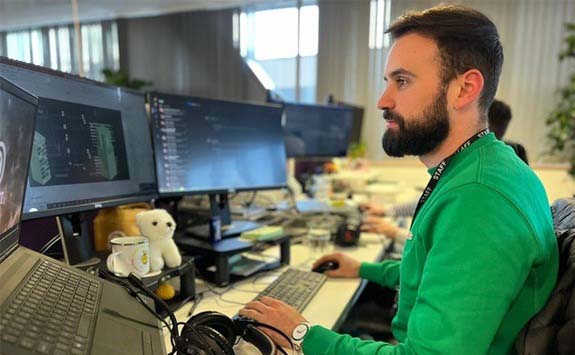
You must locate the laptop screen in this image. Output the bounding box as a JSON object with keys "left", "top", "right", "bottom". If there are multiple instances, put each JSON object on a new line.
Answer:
{"left": 0, "top": 77, "right": 37, "bottom": 250}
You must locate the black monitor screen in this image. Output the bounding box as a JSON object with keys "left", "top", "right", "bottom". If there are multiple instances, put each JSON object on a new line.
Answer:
{"left": 0, "top": 78, "right": 36, "bottom": 239}
{"left": 30, "top": 98, "right": 130, "bottom": 187}
{"left": 335, "top": 102, "right": 364, "bottom": 145}
{"left": 149, "top": 92, "right": 287, "bottom": 196}
{"left": 283, "top": 103, "right": 354, "bottom": 157}
{"left": 0, "top": 59, "right": 157, "bottom": 219}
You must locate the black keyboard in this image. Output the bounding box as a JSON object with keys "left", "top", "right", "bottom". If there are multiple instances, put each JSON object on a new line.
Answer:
{"left": 0, "top": 260, "right": 101, "bottom": 355}
{"left": 253, "top": 268, "right": 327, "bottom": 312}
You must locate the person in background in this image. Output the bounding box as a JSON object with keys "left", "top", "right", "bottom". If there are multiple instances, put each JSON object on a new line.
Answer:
{"left": 240, "top": 5, "right": 558, "bottom": 354}
{"left": 360, "top": 202, "right": 413, "bottom": 244}
{"left": 359, "top": 200, "right": 415, "bottom": 245}
{"left": 488, "top": 98, "right": 529, "bottom": 164}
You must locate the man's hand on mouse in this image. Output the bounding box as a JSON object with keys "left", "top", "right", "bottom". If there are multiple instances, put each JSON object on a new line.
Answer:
{"left": 312, "top": 253, "right": 361, "bottom": 278}
{"left": 239, "top": 296, "right": 306, "bottom": 347}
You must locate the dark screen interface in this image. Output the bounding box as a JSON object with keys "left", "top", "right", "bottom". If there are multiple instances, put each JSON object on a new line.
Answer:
{"left": 0, "top": 85, "right": 36, "bottom": 236}
{"left": 150, "top": 93, "right": 287, "bottom": 195}
{"left": 0, "top": 61, "right": 157, "bottom": 217}
{"left": 283, "top": 103, "right": 353, "bottom": 157}
{"left": 29, "top": 98, "right": 129, "bottom": 187}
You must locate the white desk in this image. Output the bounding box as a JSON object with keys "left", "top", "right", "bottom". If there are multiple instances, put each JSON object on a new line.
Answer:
{"left": 164, "top": 233, "right": 392, "bottom": 353}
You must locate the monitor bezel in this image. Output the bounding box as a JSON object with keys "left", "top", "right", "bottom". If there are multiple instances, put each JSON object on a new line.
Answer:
{"left": 22, "top": 193, "right": 159, "bottom": 220}
{"left": 148, "top": 91, "right": 288, "bottom": 197}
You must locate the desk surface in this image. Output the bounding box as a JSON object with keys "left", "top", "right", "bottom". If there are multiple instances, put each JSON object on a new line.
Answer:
{"left": 165, "top": 233, "right": 392, "bottom": 353}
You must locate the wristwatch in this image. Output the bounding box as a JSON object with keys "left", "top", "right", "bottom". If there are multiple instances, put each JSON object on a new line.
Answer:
{"left": 291, "top": 322, "right": 311, "bottom": 351}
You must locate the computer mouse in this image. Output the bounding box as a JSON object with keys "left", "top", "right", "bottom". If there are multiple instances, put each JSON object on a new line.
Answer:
{"left": 312, "top": 260, "right": 339, "bottom": 274}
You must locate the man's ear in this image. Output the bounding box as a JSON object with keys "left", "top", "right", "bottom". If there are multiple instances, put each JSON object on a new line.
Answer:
{"left": 451, "top": 69, "right": 484, "bottom": 110}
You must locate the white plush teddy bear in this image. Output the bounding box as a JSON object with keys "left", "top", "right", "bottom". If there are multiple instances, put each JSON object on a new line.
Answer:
{"left": 136, "top": 209, "right": 182, "bottom": 272}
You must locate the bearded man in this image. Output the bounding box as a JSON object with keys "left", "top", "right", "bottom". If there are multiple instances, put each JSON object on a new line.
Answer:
{"left": 240, "top": 5, "right": 558, "bottom": 355}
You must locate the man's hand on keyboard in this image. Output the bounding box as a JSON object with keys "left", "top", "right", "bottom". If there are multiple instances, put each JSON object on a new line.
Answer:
{"left": 312, "top": 253, "right": 361, "bottom": 278}
{"left": 239, "top": 296, "right": 306, "bottom": 347}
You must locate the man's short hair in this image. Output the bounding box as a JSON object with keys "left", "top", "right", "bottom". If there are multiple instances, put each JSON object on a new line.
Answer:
{"left": 386, "top": 4, "right": 504, "bottom": 113}
{"left": 488, "top": 99, "right": 512, "bottom": 139}
{"left": 489, "top": 99, "right": 512, "bottom": 125}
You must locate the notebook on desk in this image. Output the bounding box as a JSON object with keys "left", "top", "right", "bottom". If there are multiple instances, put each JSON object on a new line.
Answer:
{"left": 0, "top": 77, "right": 165, "bottom": 355}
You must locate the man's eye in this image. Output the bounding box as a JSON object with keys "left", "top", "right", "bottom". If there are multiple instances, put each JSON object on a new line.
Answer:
{"left": 396, "top": 78, "right": 407, "bottom": 87}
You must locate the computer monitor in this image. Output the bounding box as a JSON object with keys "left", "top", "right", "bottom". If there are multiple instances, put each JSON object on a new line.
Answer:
{"left": 0, "top": 58, "right": 157, "bottom": 218}
{"left": 0, "top": 57, "right": 157, "bottom": 264}
{"left": 282, "top": 102, "right": 354, "bottom": 158}
{"left": 149, "top": 92, "right": 287, "bottom": 237}
{"left": 333, "top": 102, "right": 364, "bottom": 145}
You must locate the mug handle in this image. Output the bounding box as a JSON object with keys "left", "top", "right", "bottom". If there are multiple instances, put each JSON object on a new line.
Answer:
{"left": 106, "top": 252, "right": 130, "bottom": 277}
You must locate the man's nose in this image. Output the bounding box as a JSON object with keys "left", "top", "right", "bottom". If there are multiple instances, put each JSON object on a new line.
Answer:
{"left": 377, "top": 87, "right": 394, "bottom": 111}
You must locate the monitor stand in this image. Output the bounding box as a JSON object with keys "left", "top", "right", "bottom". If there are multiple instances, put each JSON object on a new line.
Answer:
{"left": 56, "top": 213, "right": 100, "bottom": 267}
{"left": 185, "top": 193, "right": 262, "bottom": 240}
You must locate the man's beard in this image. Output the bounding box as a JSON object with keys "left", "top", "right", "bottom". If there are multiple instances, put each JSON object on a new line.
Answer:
{"left": 381, "top": 88, "right": 450, "bottom": 157}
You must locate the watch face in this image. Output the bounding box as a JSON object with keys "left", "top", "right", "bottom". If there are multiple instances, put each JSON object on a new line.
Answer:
{"left": 292, "top": 323, "right": 310, "bottom": 341}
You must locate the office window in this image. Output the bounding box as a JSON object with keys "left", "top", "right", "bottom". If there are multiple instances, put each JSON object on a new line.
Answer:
{"left": 236, "top": 2, "right": 318, "bottom": 103}
{"left": 30, "top": 30, "right": 44, "bottom": 66}
{"left": 254, "top": 8, "right": 299, "bottom": 60}
{"left": 6, "top": 31, "right": 32, "bottom": 64}
{"left": 298, "top": 5, "right": 319, "bottom": 57}
{"left": 57, "top": 27, "right": 72, "bottom": 73}
{"left": 369, "top": 0, "right": 391, "bottom": 50}
{"left": 2, "top": 21, "right": 119, "bottom": 82}
{"left": 48, "top": 28, "right": 59, "bottom": 70}
{"left": 81, "top": 24, "right": 105, "bottom": 80}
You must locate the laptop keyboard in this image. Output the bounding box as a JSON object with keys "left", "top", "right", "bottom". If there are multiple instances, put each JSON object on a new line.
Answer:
{"left": 0, "top": 260, "right": 101, "bottom": 355}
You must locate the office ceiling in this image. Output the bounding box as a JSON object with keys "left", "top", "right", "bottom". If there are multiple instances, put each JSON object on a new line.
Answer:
{"left": 0, "top": 0, "right": 272, "bottom": 31}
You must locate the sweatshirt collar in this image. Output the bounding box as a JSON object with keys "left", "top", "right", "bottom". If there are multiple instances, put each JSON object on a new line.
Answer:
{"left": 427, "top": 132, "right": 495, "bottom": 175}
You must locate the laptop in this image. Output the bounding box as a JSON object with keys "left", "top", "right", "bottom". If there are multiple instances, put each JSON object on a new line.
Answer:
{"left": 0, "top": 76, "right": 166, "bottom": 355}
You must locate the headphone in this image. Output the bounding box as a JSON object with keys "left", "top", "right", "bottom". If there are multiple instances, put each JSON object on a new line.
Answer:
{"left": 180, "top": 311, "right": 279, "bottom": 355}
{"left": 99, "top": 270, "right": 283, "bottom": 355}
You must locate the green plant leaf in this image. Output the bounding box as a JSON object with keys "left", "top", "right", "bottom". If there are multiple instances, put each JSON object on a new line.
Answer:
{"left": 101, "top": 68, "right": 152, "bottom": 91}
{"left": 547, "top": 23, "right": 575, "bottom": 178}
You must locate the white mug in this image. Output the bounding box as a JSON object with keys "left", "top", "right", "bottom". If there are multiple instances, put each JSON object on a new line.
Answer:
{"left": 106, "top": 236, "right": 150, "bottom": 277}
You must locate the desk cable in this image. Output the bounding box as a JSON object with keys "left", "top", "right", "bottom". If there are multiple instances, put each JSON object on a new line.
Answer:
{"left": 39, "top": 233, "right": 61, "bottom": 255}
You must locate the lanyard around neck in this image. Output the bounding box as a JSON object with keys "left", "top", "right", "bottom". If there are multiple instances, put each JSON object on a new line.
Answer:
{"left": 410, "top": 128, "right": 490, "bottom": 228}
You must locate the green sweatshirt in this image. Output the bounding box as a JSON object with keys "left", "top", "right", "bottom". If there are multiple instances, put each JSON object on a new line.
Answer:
{"left": 302, "top": 133, "right": 558, "bottom": 355}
